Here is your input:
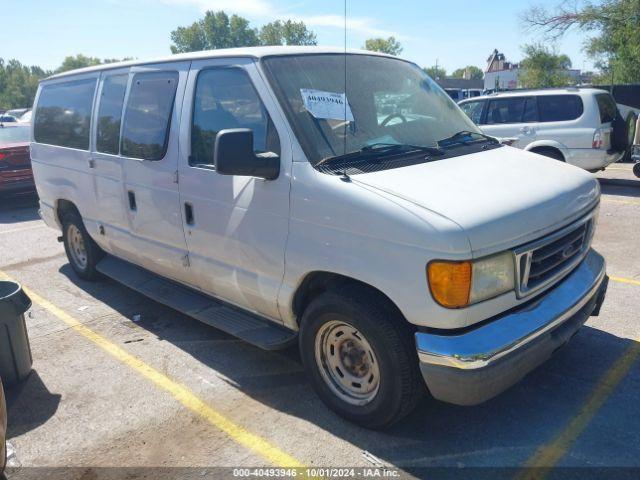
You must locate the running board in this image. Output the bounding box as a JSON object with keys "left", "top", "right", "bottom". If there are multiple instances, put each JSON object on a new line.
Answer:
{"left": 96, "top": 255, "right": 297, "bottom": 350}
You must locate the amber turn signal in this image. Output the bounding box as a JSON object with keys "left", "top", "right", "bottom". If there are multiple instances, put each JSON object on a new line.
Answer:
{"left": 427, "top": 260, "right": 472, "bottom": 308}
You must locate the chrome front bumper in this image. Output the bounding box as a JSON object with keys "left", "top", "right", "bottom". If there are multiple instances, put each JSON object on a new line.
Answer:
{"left": 415, "top": 249, "right": 607, "bottom": 405}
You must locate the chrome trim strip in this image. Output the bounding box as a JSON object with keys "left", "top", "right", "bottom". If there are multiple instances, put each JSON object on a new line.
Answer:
{"left": 416, "top": 250, "right": 605, "bottom": 370}
{"left": 514, "top": 208, "right": 597, "bottom": 299}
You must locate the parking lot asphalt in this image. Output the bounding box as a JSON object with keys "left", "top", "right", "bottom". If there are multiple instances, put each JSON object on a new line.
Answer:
{"left": 1, "top": 162, "right": 640, "bottom": 479}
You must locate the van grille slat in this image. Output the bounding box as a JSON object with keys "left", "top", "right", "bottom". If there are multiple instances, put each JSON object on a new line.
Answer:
{"left": 515, "top": 211, "right": 595, "bottom": 298}
{"left": 532, "top": 227, "right": 587, "bottom": 262}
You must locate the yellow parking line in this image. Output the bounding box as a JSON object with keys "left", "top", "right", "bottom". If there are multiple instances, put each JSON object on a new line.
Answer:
{"left": 0, "top": 270, "right": 305, "bottom": 469}
{"left": 516, "top": 274, "right": 640, "bottom": 479}
{"left": 516, "top": 340, "right": 640, "bottom": 480}
{"left": 611, "top": 276, "right": 640, "bottom": 287}
{"left": 604, "top": 167, "right": 631, "bottom": 171}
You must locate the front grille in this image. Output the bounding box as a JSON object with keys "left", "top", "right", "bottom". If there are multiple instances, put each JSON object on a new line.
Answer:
{"left": 515, "top": 211, "right": 595, "bottom": 298}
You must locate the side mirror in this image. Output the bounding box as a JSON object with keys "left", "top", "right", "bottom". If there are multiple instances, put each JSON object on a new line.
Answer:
{"left": 213, "top": 128, "right": 280, "bottom": 180}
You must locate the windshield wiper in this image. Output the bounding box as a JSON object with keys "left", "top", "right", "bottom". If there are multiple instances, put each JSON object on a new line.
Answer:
{"left": 437, "top": 130, "right": 499, "bottom": 148}
{"left": 316, "top": 142, "right": 444, "bottom": 167}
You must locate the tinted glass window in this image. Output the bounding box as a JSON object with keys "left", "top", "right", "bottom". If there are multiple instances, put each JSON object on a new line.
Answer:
{"left": 460, "top": 101, "right": 485, "bottom": 124}
{"left": 34, "top": 79, "right": 96, "bottom": 149}
{"left": 191, "top": 68, "right": 279, "bottom": 166}
{"left": 96, "top": 74, "right": 128, "bottom": 154}
{"left": 523, "top": 97, "right": 538, "bottom": 122}
{"left": 596, "top": 93, "right": 617, "bottom": 124}
{"left": 486, "top": 97, "right": 526, "bottom": 124}
{"left": 537, "top": 95, "right": 583, "bottom": 122}
{"left": 121, "top": 71, "right": 178, "bottom": 160}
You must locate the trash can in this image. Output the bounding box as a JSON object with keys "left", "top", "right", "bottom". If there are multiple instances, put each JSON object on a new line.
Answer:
{"left": 0, "top": 281, "right": 32, "bottom": 386}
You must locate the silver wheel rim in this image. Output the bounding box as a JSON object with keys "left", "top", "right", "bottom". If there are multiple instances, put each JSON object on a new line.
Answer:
{"left": 67, "top": 224, "right": 88, "bottom": 270}
{"left": 314, "top": 320, "right": 380, "bottom": 406}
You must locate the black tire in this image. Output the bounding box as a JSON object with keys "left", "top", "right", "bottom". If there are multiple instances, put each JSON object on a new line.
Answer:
{"left": 633, "top": 162, "right": 640, "bottom": 178}
{"left": 532, "top": 148, "right": 564, "bottom": 161}
{"left": 62, "top": 210, "right": 104, "bottom": 281}
{"left": 299, "top": 286, "right": 425, "bottom": 429}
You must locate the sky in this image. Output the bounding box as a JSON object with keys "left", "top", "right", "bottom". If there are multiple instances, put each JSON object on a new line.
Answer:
{"left": 1, "top": 0, "right": 597, "bottom": 74}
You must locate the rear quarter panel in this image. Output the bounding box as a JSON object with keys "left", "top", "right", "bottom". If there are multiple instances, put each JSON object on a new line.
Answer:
{"left": 30, "top": 73, "right": 102, "bottom": 239}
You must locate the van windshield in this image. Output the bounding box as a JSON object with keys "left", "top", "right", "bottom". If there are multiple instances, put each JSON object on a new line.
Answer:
{"left": 262, "top": 54, "right": 482, "bottom": 166}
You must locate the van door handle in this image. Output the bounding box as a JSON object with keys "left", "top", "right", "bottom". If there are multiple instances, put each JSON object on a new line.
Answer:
{"left": 520, "top": 126, "right": 532, "bottom": 134}
{"left": 128, "top": 191, "right": 137, "bottom": 211}
{"left": 184, "top": 203, "right": 194, "bottom": 225}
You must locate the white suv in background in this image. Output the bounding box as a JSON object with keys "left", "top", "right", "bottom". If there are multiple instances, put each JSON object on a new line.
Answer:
{"left": 459, "top": 88, "right": 627, "bottom": 171}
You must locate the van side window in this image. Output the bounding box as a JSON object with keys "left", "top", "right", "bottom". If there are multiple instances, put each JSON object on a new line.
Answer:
{"left": 485, "top": 98, "right": 526, "bottom": 124}
{"left": 34, "top": 79, "right": 96, "bottom": 150}
{"left": 190, "top": 68, "right": 280, "bottom": 167}
{"left": 538, "top": 95, "right": 583, "bottom": 122}
{"left": 121, "top": 71, "right": 179, "bottom": 160}
{"left": 96, "top": 74, "right": 128, "bottom": 155}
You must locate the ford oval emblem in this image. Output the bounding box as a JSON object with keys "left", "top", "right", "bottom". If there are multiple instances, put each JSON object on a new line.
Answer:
{"left": 561, "top": 244, "right": 578, "bottom": 259}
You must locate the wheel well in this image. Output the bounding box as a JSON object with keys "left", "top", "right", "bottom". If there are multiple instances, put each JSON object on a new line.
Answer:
{"left": 292, "top": 272, "right": 405, "bottom": 325}
{"left": 530, "top": 146, "right": 564, "bottom": 161}
{"left": 55, "top": 199, "right": 80, "bottom": 226}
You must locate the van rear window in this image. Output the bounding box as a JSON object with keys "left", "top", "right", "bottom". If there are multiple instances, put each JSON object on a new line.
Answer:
{"left": 121, "top": 71, "right": 178, "bottom": 160}
{"left": 596, "top": 93, "right": 617, "bottom": 124}
{"left": 34, "top": 79, "right": 96, "bottom": 150}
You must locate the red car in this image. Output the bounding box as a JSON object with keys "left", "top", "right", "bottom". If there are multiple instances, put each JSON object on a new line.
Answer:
{"left": 0, "top": 123, "right": 34, "bottom": 195}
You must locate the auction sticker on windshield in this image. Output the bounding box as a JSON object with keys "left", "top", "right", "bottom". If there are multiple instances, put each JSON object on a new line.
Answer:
{"left": 300, "top": 89, "right": 354, "bottom": 122}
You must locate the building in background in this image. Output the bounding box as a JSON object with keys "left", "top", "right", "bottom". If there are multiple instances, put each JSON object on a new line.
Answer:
{"left": 483, "top": 49, "right": 581, "bottom": 91}
{"left": 484, "top": 49, "right": 519, "bottom": 91}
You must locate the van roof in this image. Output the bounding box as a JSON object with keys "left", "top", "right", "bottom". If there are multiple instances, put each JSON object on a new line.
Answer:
{"left": 460, "top": 87, "right": 609, "bottom": 103}
{"left": 45, "top": 46, "right": 394, "bottom": 81}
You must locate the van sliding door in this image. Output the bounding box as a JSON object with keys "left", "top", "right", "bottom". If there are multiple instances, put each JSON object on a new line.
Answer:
{"left": 116, "top": 61, "right": 194, "bottom": 285}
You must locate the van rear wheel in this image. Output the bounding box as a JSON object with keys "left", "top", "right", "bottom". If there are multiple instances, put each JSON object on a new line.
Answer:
{"left": 62, "top": 211, "right": 103, "bottom": 281}
{"left": 299, "top": 287, "right": 425, "bottom": 429}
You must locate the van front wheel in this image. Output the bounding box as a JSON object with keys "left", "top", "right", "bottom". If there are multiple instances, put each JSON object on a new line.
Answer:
{"left": 62, "top": 211, "right": 103, "bottom": 281}
{"left": 299, "top": 287, "right": 424, "bottom": 429}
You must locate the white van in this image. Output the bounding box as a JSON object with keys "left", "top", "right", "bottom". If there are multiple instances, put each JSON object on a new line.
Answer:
{"left": 31, "top": 47, "right": 608, "bottom": 428}
{"left": 459, "top": 88, "right": 626, "bottom": 171}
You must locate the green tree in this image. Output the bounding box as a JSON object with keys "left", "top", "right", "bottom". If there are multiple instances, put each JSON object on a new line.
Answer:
{"left": 259, "top": 20, "right": 317, "bottom": 46}
{"left": 518, "top": 43, "right": 574, "bottom": 88}
{"left": 171, "top": 11, "right": 259, "bottom": 53}
{"left": 171, "top": 11, "right": 317, "bottom": 53}
{"left": 363, "top": 37, "right": 403, "bottom": 55}
{"left": 54, "top": 55, "right": 130, "bottom": 74}
{"left": 423, "top": 65, "right": 446, "bottom": 80}
{"left": 451, "top": 65, "right": 484, "bottom": 80}
{"left": 0, "top": 59, "right": 48, "bottom": 109}
{"left": 522, "top": 0, "right": 640, "bottom": 83}
{"left": 56, "top": 54, "right": 102, "bottom": 73}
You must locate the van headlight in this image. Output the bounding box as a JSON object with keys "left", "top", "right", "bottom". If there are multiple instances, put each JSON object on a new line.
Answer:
{"left": 427, "top": 252, "right": 515, "bottom": 308}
